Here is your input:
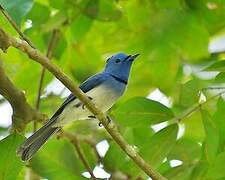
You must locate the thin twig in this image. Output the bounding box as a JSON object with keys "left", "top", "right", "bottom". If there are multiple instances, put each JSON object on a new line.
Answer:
{"left": 34, "top": 29, "right": 59, "bottom": 131}
{"left": 173, "top": 90, "right": 225, "bottom": 122}
{"left": 0, "top": 28, "right": 167, "bottom": 180}
{"left": 0, "top": 5, "right": 35, "bottom": 48}
{"left": 61, "top": 131, "right": 96, "bottom": 179}
{"left": 202, "top": 87, "right": 225, "bottom": 91}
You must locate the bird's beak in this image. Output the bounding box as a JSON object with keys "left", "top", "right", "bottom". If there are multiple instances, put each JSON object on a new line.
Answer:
{"left": 129, "top": 54, "right": 140, "bottom": 61}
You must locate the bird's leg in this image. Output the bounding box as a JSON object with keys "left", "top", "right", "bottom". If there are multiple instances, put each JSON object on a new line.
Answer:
{"left": 82, "top": 96, "right": 93, "bottom": 109}
{"left": 98, "top": 116, "right": 112, "bottom": 127}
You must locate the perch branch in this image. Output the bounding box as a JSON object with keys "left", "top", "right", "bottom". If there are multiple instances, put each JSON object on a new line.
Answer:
{"left": 0, "top": 28, "right": 166, "bottom": 180}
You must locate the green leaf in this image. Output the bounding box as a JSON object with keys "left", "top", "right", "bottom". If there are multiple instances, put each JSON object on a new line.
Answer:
{"left": 31, "top": 139, "right": 84, "bottom": 180}
{"left": 212, "top": 98, "right": 225, "bottom": 152}
{"left": 205, "top": 60, "right": 225, "bottom": 72}
{"left": 79, "top": 142, "right": 97, "bottom": 169}
{"left": 201, "top": 109, "right": 219, "bottom": 163}
{"left": 140, "top": 124, "right": 178, "bottom": 168}
{"left": 103, "top": 141, "right": 140, "bottom": 177}
{"left": 164, "top": 165, "right": 194, "bottom": 180}
{"left": 207, "top": 152, "right": 225, "bottom": 179}
{"left": 70, "top": 14, "right": 93, "bottom": 42}
{"left": 83, "top": 0, "right": 122, "bottom": 21}
{"left": 0, "top": 134, "right": 25, "bottom": 180}
{"left": 43, "top": 11, "right": 67, "bottom": 32}
{"left": 190, "top": 161, "right": 209, "bottom": 180}
{"left": 113, "top": 97, "right": 174, "bottom": 127}
{"left": 167, "top": 138, "right": 201, "bottom": 164}
{"left": 51, "top": 31, "right": 67, "bottom": 60}
{"left": 0, "top": 0, "right": 33, "bottom": 25}
{"left": 26, "top": 2, "right": 50, "bottom": 28}
{"left": 215, "top": 72, "right": 225, "bottom": 83}
{"left": 179, "top": 79, "right": 201, "bottom": 107}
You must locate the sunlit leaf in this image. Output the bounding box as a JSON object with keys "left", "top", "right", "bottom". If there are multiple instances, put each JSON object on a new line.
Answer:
{"left": 179, "top": 79, "right": 201, "bottom": 107}
{"left": 167, "top": 138, "right": 201, "bottom": 164}
{"left": 113, "top": 97, "right": 174, "bottom": 127}
{"left": 140, "top": 124, "right": 178, "bottom": 168}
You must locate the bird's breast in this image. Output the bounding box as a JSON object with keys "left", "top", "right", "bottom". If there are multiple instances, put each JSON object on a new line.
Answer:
{"left": 55, "top": 81, "right": 126, "bottom": 126}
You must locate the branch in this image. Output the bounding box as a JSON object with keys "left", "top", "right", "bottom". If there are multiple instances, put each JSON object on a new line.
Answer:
{"left": 0, "top": 28, "right": 166, "bottom": 180}
{"left": 0, "top": 59, "right": 47, "bottom": 131}
{"left": 61, "top": 131, "right": 96, "bottom": 179}
{"left": 173, "top": 90, "right": 225, "bottom": 122}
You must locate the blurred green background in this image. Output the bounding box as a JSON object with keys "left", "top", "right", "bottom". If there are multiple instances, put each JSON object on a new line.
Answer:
{"left": 1, "top": 0, "right": 225, "bottom": 179}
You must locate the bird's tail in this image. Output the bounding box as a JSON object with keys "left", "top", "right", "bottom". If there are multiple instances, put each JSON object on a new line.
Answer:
{"left": 17, "top": 119, "right": 60, "bottom": 161}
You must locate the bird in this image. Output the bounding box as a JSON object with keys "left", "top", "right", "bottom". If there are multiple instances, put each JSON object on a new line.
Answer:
{"left": 17, "top": 52, "right": 139, "bottom": 161}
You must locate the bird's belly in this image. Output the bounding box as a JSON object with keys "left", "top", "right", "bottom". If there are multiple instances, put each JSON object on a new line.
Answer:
{"left": 55, "top": 85, "right": 121, "bottom": 126}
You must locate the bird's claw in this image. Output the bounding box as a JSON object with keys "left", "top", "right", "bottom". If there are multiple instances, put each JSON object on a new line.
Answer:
{"left": 98, "top": 116, "right": 111, "bottom": 127}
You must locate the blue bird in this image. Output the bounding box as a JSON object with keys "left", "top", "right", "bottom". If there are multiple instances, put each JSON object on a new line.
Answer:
{"left": 17, "top": 52, "right": 139, "bottom": 161}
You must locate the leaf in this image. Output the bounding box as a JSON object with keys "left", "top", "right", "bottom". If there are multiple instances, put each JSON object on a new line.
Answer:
{"left": 43, "top": 11, "right": 67, "bottom": 32}
{"left": 103, "top": 141, "right": 140, "bottom": 177}
{"left": 201, "top": 109, "right": 219, "bottom": 163}
{"left": 212, "top": 98, "right": 225, "bottom": 151}
{"left": 215, "top": 72, "right": 225, "bottom": 83}
{"left": 190, "top": 161, "right": 209, "bottom": 180}
{"left": 83, "top": 0, "right": 122, "bottom": 21}
{"left": 205, "top": 60, "right": 225, "bottom": 72}
{"left": 0, "top": 134, "right": 25, "bottom": 180}
{"left": 31, "top": 139, "right": 84, "bottom": 180}
{"left": 70, "top": 14, "right": 93, "bottom": 42}
{"left": 0, "top": 0, "right": 33, "bottom": 25}
{"left": 26, "top": 2, "right": 50, "bottom": 28}
{"left": 113, "top": 97, "right": 174, "bottom": 127}
{"left": 79, "top": 142, "right": 97, "bottom": 169}
{"left": 51, "top": 31, "right": 67, "bottom": 60}
{"left": 179, "top": 79, "right": 200, "bottom": 107}
{"left": 164, "top": 165, "right": 194, "bottom": 180}
{"left": 140, "top": 124, "right": 178, "bottom": 168}
{"left": 207, "top": 152, "right": 225, "bottom": 179}
{"left": 167, "top": 138, "right": 201, "bottom": 164}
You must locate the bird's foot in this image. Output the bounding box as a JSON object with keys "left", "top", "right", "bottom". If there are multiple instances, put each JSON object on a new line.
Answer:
{"left": 82, "top": 96, "right": 93, "bottom": 109}
{"left": 98, "top": 116, "right": 112, "bottom": 127}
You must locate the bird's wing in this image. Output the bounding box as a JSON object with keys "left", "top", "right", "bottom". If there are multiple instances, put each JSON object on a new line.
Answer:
{"left": 50, "top": 73, "right": 107, "bottom": 119}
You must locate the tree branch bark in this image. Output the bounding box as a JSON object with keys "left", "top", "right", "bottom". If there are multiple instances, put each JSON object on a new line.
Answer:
{"left": 0, "top": 59, "right": 47, "bottom": 131}
{"left": 0, "top": 28, "right": 166, "bottom": 180}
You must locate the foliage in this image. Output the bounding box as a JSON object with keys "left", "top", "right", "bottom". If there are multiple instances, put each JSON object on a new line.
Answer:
{"left": 0, "top": 0, "right": 225, "bottom": 179}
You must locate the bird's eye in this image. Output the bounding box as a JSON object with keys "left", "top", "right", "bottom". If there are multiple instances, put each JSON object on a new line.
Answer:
{"left": 115, "top": 59, "right": 121, "bottom": 63}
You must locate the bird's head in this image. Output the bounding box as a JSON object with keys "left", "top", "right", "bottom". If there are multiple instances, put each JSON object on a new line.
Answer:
{"left": 104, "top": 52, "right": 139, "bottom": 82}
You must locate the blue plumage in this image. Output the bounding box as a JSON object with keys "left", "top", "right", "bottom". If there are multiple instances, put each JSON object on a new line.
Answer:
{"left": 17, "top": 52, "right": 139, "bottom": 161}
